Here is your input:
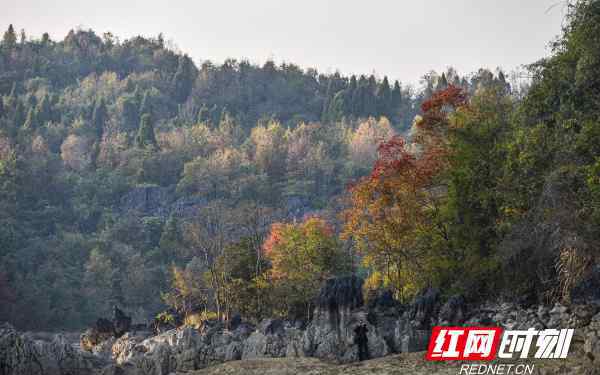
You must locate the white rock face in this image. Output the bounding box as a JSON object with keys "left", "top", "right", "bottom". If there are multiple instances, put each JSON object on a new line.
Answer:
{"left": 0, "top": 323, "right": 107, "bottom": 375}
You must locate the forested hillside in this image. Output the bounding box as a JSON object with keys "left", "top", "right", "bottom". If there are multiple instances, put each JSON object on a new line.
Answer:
{"left": 1, "top": 0, "right": 599, "bottom": 333}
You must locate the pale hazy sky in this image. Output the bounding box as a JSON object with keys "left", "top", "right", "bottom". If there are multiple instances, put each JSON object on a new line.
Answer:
{"left": 2, "top": 0, "right": 566, "bottom": 84}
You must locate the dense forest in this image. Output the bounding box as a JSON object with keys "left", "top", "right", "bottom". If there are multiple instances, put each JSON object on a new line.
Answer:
{"left": 1, "top": 0, "right": 599, "bottom": 332}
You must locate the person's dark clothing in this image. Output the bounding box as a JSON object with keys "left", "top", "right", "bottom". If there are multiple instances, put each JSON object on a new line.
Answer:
{"left": 353, "top": 324, "right": 369, "bottom": 361}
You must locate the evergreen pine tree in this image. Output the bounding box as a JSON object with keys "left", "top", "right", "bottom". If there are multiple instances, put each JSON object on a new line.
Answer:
{"left": 355, "top": 75, "right": 368, "bottom": 116}
{"left": 365, "top": 75, "right": 378, "bottom": 116}
{"left": 135, "top": 113, "right": 158, "bottom": 149}
{"left": 391, "top": 80, "right": 402, "bottom": 122}
{"left": 348, "top": 75, "right": 358, "bottom": 115}
{"left": 2, "top": 25, "right": 16, "bottom": 50}
{"left": 322, "top": 79, "right": 335, "bottom": 121}
{"left": 35, "top": 94, "right": 51, "bottom": 126}
{"left": 159, "top": 216, "right": 181, "bottom": 251}
{"left": 172, "top": 55, "right": 194, "bottom": 103}
{"left": 92, "top": 98, "right": 108, "bottom": 139}
{"left": 437, "top": 73, "right": 448, "bottom": 91}
{"left": 391, "top": 81, "right": 402, "bottom": 106}
{"left": 328, "top": 91, "right": 349, "bottom": 122}
{"left": 376, "top": 76, "right": 392, "bottom": 117}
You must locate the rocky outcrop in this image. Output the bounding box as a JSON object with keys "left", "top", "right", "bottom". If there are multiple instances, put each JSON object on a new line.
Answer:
{"left": 303, "top": 308, "right": 389, "bottom": 362}
{"left": 408, "top": 287, "right": 440, "bottom": 329}
{"left": 438, "top": 294, "right": 467, "bottom": 325}
{"left": 81, "top": 307, "right": 133, "bottom": 352}
{"left": 6, "top": 277, "right": 600, "bottom": 374}
{"left": 584, "top": 312, "right": 600, "bottom": 368}
{"left": 0, "top": 322, "right": 107, "bottom": 375}
{"left": 242, "top": 319, "right": 303, "bottom": 359}
{"left": 119, "top": 186, "right": 207, "bottom": 219}
{"left": 120, "top": 186, "right": 174, "bottom": 218}
{"left": 100, "top": 323, "right": 255, "bottom": 374}
{"left": 85, "top": 280, "right": 600, "bottom": 373}
{"left": 302, "top": 276, "right": 390, "bottom": 362}
{"left": 81, "top": 319, "right": 116, "bottom": 352}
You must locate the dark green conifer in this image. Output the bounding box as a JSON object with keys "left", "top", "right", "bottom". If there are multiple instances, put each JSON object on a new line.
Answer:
{"left": 92, "top": 98, "right": 108, "bottom": 139}
{"left": 135, "top": 113, "right": 158, "bottom": 149}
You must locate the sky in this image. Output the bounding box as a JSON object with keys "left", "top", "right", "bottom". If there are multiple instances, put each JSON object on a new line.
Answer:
{"left": 2, "top": 0, "right": 566, "bottom": 85}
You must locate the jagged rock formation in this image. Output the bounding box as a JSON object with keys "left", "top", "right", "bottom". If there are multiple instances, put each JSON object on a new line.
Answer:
{"left": 4, "top": 277, "right": 600, "bottom": 374}
{"left": 242, "top": 319, "right": 303, "bottom": 359}
{"left": 119, "top": 185, "right": 207, "bottom": 219}
{"left": 80, "top": 319, "right": 116, "bottom": 352}
{"left": 438, "top": 294, "right": 467, "bottom": 325}
{"left": 0, "top": 322, "right": 107, "bottom": 375}
{"left": 80, "top": 307, "right": 133, "bottom": 352}
{"left": 119, "top": 187, "right": 314, "bottom": 221}
{"left": 303, "top": 276, "right": 388, "bottom": 362}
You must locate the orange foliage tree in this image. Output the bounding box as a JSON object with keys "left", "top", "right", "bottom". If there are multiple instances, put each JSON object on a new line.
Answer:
{"left": 263, "top": 216, "right": 349, "bottom": 319}
{"left": 343, "top": 86, "right": 468, "bottom": 300}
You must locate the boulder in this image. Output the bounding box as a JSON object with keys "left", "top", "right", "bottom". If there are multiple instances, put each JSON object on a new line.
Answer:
{"left": 241, "top": 319, "right": 303, "bottom": 360}
{"left": 242, "top": 331, "right": 287, "bottom": 359}
{"left": 399, "top": 328, "right": 430, "bottom": 353}
{"left": 111, "top": 333, "right": 148, "bottom": 364}
{"left": 109, "top": 328, "right": 194, "bottom": 375}
{"left": 90, "top": 336, "right": 116, "bottom": 360}
{"left": 393, "top": 312, "right": 431, "bottom": 353}
{"left": 584, "top": 312, "right": 600, "bottom": 365}
{"left": 548, "top": 303, "right": 570, "bottom": 328}
{"left": 569, "top": 304, "right": 599, "bottom": 328}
